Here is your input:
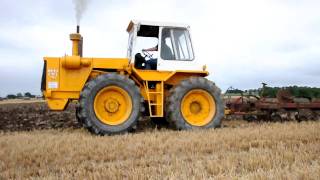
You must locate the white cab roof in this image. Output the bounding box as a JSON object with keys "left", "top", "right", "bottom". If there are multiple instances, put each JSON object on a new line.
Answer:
{"left": 127, "top": 20, "right": 190, "bottom": 32}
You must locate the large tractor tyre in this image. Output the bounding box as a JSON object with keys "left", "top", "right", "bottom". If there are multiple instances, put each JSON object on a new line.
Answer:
{"left": 76, "top": 104, "right": 87, "bottom": 128}
{"left": 78, "top": 73, "right": 144, "bottom": 135}
{"left": 75, "top": 105, "right": 82, "bottom": 124}
{"left": 166, "top": 77, "right": 224, "bottom": 130}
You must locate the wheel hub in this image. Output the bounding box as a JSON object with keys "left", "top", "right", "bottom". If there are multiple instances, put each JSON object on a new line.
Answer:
{"left": 190, "top": 101, "right": 201, "bottom": 114}
{"left": 94, "top": 86, "right": 132, "bottom": 126}
{"left": 104, "top": 98, "right": 119, "bottom": 113}
{"left": 181, "top": 89, "right": 216, "bottom": 126}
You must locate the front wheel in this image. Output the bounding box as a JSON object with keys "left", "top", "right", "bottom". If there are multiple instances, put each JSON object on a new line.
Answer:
{"left": 166, "top": 77, "right": 224, "bottom": 130}
{"left": 78, "top": 73, "right": 144, "bottom": 135}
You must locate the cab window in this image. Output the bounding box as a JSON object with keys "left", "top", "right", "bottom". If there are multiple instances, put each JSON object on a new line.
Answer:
{"left": 161, "top": 28, "right": 194, "bottom": 61}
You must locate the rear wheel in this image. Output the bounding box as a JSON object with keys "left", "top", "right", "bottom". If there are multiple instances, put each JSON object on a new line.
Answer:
{"left": 75, "top": 105, "right": 82, "bottom": 125}
{"left": 78, "top": 73, "right": 144, "bottom": 135}
{"left": 166, "top": 77, "right": 224, "bottom": 130}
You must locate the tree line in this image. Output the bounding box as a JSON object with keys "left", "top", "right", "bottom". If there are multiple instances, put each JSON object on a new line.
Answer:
{"left": 227, "top": 86, "right": 320, "bottom": 99}
{"left": 3, "top": 92, "right": 36, "bottom": 99}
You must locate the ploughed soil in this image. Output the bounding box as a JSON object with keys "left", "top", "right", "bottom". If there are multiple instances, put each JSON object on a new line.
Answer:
{"left": 0, "top": 102, "right": 167, "bottom": 132}
{"left": 0, "top": 101, "right": 255, "bottom": 132}
{"left": 0, "top": 102, "right": 80, "bottom": 132}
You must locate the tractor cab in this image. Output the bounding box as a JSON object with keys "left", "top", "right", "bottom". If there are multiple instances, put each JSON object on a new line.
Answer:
{"left": 126, "top": 20, "right": 201, "bottom": 71}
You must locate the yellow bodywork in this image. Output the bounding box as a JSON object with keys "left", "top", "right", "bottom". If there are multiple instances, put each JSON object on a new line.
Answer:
{"left": 43, "top": 56, "right": 129, "bottom": 110}
{"left": 42, "top": 32, "right": 209, "bottom": 118}
{"left": 43, "top": 56, "right": 208, "bottom": 116}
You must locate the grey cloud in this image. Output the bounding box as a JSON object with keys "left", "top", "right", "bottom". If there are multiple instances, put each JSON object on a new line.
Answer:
{"left": 0, "top": 0, "right": 320, "bottom": 96}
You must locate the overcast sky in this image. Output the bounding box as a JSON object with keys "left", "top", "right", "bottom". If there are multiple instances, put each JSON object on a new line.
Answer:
{"left": 0, "top": 0, "right": 319, "bottom": 97}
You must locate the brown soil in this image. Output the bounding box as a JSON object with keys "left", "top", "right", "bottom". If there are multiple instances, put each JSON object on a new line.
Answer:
{"left": 0, "top": 102, "right": 80, "bottom": 132}
{"left": 0, "top": 102, "right": 257, "bottom": 132}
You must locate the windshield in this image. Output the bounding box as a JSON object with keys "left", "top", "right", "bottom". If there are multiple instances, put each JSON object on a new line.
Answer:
{"left": 161, "top": 28, "right": 194, "bottom": 61}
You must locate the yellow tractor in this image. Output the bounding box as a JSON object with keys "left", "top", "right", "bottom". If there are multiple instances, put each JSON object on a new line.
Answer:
{"left": 42, "top": 20, "right": 224, "bottom": 135}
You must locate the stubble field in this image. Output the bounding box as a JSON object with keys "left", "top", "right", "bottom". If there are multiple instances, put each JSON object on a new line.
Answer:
{"left": 0, "top": 102, "right": 319, "bottom": 179}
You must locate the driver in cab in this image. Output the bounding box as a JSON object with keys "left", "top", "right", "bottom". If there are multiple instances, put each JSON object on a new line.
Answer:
{"left": 142, "top": 45, "right": 158, "bottom": 70}
{"left": 136, "top": 29, "right": 174, "bottom": 70}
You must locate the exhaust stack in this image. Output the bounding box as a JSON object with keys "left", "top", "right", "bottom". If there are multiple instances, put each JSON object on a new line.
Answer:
{"left": 70, "top": 25, "right": 83, "bottom": 57}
